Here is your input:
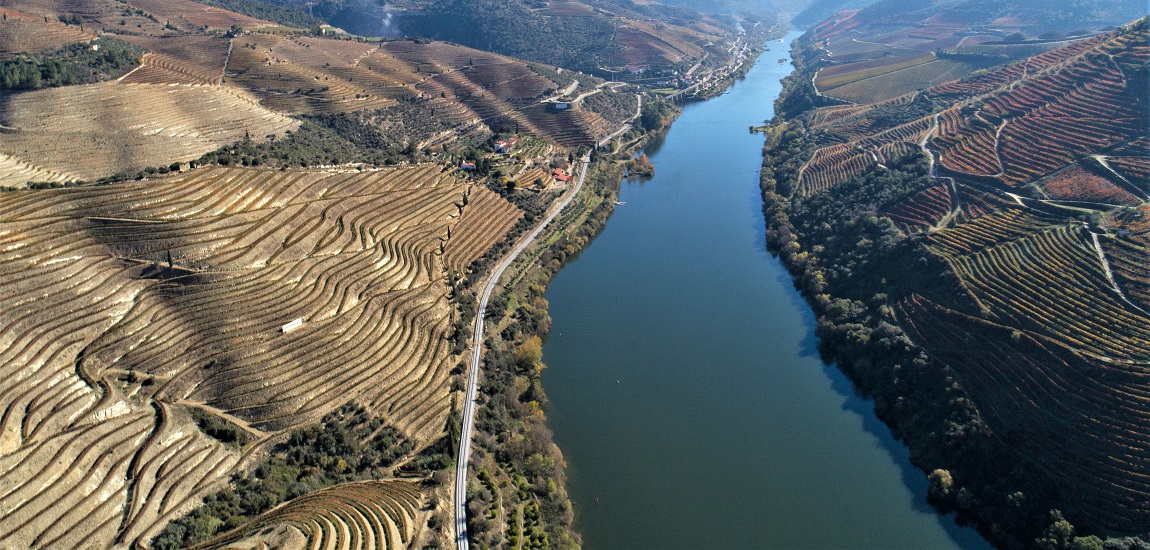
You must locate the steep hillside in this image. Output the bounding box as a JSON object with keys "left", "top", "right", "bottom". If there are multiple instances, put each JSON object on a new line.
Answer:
{"left": 0, "top": 1, "right": 618, "bottom": 548}
{"left": 790, "top": 0, "right": 880, "bottom": 27}
{"left": 0, "top": 163, "right": 526, "bottom": 548}
{"left": 341, "top": 0, "right": 755, "bottom": 76}
{"left": 0, "top": 0, "right": 633, "bottom": 188}
{"left": 803, "top": 0, "right": 1144, "bottom": 104}
{"left": 761, "top": 16, "right": 1149, "bottom": 547}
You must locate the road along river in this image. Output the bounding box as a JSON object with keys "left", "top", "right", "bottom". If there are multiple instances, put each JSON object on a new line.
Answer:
{"left": 540, "top": 30, "right": 995, "bottom": 549}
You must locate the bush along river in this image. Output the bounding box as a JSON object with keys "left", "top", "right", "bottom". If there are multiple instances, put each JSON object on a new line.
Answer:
{"left": 540, "top": 30, "right": 995, "bottom": 549}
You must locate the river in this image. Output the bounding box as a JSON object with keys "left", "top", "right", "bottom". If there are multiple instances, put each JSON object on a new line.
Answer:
{"left": 540, "top": 31, "right": 994, "bottom": 549}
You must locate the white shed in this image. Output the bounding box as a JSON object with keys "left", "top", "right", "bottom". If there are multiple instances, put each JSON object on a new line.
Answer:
{"left": 282, "top": 318, "right": 304, "bottom": 333}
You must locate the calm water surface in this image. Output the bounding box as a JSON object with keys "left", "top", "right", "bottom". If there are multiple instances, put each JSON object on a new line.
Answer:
{"left": 540, "top": 31, "right": 993, "bottom": 549}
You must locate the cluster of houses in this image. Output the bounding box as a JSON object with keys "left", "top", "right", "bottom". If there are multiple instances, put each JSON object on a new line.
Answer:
{"left": 457, "top": 136, "right": 575, "bottom": 185}
{"left": 460, "top": 136, "right": 521, "bottom": 171}
{"left": 659, "top": 73, "right": 696, "bottom": 88}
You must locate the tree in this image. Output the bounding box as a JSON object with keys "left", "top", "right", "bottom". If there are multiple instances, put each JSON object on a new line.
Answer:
{"left": 516, "top": 336, "right": 543, "bottom": 370}
{"left": 926, "top": 469, "right": 955, "bottom": 508}
{"left": 1036, "top": 510, "right": 1105, "bottom": 550}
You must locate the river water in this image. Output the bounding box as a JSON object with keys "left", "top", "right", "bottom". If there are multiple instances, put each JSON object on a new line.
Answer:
{"left": 540, "top": 31, "right": 993, "bottom": 549}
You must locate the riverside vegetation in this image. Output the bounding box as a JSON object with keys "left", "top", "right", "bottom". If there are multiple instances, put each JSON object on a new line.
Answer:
{"left": 760, "top": 11, "right": 1148, "bottom": 549}
{"left": 459, "top": 97, "right": 681, "bottom": 550}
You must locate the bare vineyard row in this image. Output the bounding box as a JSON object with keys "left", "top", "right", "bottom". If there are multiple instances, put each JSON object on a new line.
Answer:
{"left": 0, "top": 164, "right": 523, "bottom": 547}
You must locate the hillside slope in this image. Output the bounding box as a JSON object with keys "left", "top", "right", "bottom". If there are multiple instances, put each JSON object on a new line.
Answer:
{"left": 0, "top": 1, "right": 612, "bottom": 548}
{"left": 761, "top": 16, "right": 1149, "bottom": 547}
{"left": 0, "top": 0, "right": 636, "bottom": 188}
{"left": 0, "top": 163, "right": 526, "bottom": 548}
{"left": 801, "top": 0, "right": 1144, "bottom": 105}
{"left": 365, "top": 0, "right": 753, "bottom": 76}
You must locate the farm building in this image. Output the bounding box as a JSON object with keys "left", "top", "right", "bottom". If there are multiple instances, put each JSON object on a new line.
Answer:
{"left": 495, "top": 136, "right": 519, "bottom": 153}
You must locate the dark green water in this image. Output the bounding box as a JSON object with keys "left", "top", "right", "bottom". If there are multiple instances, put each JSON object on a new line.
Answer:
{"left": 540, "top": 31, "right": 994, "bottom": 549}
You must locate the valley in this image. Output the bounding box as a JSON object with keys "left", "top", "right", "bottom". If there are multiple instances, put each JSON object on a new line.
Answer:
{"left": 0, "top": 0, "right": 1146, "bottom": 548}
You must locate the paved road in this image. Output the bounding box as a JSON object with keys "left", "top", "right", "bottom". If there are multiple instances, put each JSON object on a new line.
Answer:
{"left": 455, "top": 152, "right": 591, "bottom": 550}
{"left": 541, "top": 80, "right": 580, "bottom": 103}
{"left": 598, "top": 94, "right": 643, "bottom": 148}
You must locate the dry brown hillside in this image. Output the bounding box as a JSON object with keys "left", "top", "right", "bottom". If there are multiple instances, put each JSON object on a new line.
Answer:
{"left": 0, "top": 1, "right": 616, "bottom": 188}
{"left": 0, "top": 164, "right": 523, "bottom": 548}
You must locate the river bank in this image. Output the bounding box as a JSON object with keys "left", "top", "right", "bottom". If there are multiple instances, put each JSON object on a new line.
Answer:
{"left": 538, "top": 31, "right": 993, "bottom": 549}
{"left": 456, "top": 27, "right": 785, "bottom": 550}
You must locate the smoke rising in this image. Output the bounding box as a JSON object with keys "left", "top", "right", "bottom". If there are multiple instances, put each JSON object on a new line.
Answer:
{"left": 325, "top": 0, "right": 401, "bottom": 38}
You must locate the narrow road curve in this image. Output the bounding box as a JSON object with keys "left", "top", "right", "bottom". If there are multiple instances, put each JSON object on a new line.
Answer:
{"left": 598, "top": 93, "right": 643, "bottom": 148}
{"left": 541, "top": 79, "right": 580, "bottom": 103}
{"left": 455, "top": 151, "right": 591, "bottom": 550}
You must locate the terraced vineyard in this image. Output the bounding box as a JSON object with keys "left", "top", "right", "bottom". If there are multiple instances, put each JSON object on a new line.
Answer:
{"left": 933, "top": 29, "right": 1147, "bottom": 186}
{"left": 796, "top": 113, "right": 935, "bottom": 196}
{"left": 897, "top": 293, "right": 1150, "bottom": 532}
{"left": 0, "top": 0, "right": 620, "bottom": 187}
{"left": 0, "top": 81, "right": 298, "bottom": 187}
{"left": 0, "top": 6, "right": 94, "bottom": 58}
{"left": 601, "top": 21, "right": 708, "bottom": 67}
{"left": 110, "top": 32, "right": 613, "bottom": 147}
{"left": 1040, "top": 162, "right": 1142, "bottom": 206}
{"left": 806, "top": 0, "right": 1144, "bottom": 106}
{"left": 884, "top": 183, "right": 953, "bottom": 231}
{"left": 0, "top": 164, "right": 525, "bottom": 548}
{"left": 443, "top": 185, "right": 523, "bottom": 274}
{"left": 938, "top": 224, "right": 1150, "bottom": 360}
{"left": 818, "top": 56, "right": 997, "bottom": 104}
{"left": 120, "top": 35, "right": 232, "bottom": 86}
{"left": 198, "top": 480, "right": 424, "bottom": 549}
{"left": 929, "top": 37, "right": 1103, "bottom": 98}
{"left": 128, "top": 0, "right": 273, "bottom": 32}
{"left": 769, "top": 15, "right": 1150, "bottom": 539}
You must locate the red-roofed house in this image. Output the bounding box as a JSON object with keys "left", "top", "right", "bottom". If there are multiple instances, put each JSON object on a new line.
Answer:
{"left": 552, "top": 167, "right": 572, "bottom": 183}
{"left": 461, "top": 161, "right": 476, "bottom": 170}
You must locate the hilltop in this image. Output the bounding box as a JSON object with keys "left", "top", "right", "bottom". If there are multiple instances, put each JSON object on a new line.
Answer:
{"left": 761, "top": 10, "right": 1148, "bottom": 548}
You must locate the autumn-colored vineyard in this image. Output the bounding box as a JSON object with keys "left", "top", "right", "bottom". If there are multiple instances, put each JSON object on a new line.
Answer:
{"left": 785, "top": 18, "right": 1150, "bottom": 533}
{"left": 796, "top": 100, "right": 935, "bottom": 196}
{"left": 933, "top": 30, "right": 1146, "bottom": 185}
{"left": 0, "top": 163, "right": 523, "bottom": 547}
